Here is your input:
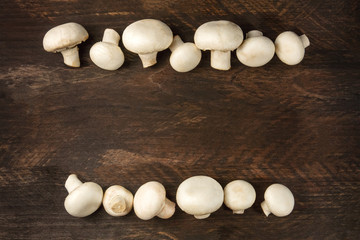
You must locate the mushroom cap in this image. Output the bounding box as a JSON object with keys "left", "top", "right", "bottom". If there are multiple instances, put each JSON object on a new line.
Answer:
{"left": 133, "top": 181, "right": 167, "bottom": 220}
{"left": 43, "top": 22, "right": 88, "bottom": 52}
{"left": 194, "top": 20, "right": 243, "bottom": 51}
{"left": 236, "top": 35, "right": 275, "bottom": 67}
{"left": 224, "top": 180, "right": 256, "bottom": 211}
{"left": 170, "top": 42, "right": 202, "bottom": 72}
{"left": 103, "top": 185, "right": 133, "bottom": 216}
{"left": 176, "top": 176, "right": 224, "bottom": 217}
{"left": 264, "top": 183, "right": 295, "bottom": 217}
{"left": 122, "top": 19, "right": 173, "bottom": 54}
{"left": 64, "top": 182, "right": 103, "bottom": 217}
{"left": 90, "top": 42, "right": 125, "bottom": 70}
{"left": 275, "top": 31, "right": 305, "bottom": 65}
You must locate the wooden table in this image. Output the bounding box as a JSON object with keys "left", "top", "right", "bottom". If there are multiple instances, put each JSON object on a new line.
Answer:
{"left": 1, "top": 0, "right": 359, "bottom": 239}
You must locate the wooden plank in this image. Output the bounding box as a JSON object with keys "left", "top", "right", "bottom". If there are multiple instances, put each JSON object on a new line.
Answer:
{"left": 0, "top": 0, "right": 359, "bottom": 239}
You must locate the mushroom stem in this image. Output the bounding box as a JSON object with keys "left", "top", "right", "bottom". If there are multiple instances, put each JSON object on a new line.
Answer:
{"left": 109, "top": 195, "right": 127, "bottom": 214}
{"left": 233, "top": 209, "right": 245, "bottom": 214}
{"left": 210, "top": 50, "right": 231, "bottom": 70}
{"left": 194, "top": 213, "right": 211, "bottom": 219}
{"left": 157, "top": 198, "right": 176, "bottom": 219}
{"left": 61, "top": 47, "right": 80, "bottom": 67}
{"left": 261, "top": 201, "right": 271, "bottom": 217}
{"left": 300, "top": 34, "right": 310, "bottom": 48}
{"left": 65, "top": 174, "right": 83, "bottom": 193}
{"left": 246, "top": 30, "right": 263, "bottom": 38}
{"left": 102, "top": 28, "right": 120, "bottom": 45}
{"left": 138, "top": 52, "right": 158, "bottom": 68}
{"left": 169, "top": 35, "right": 184, "bottom": 52}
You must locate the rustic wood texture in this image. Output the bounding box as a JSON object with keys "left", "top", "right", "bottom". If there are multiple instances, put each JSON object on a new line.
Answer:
{"left": 0, "top": 0, "right": 359, "bottom": 239}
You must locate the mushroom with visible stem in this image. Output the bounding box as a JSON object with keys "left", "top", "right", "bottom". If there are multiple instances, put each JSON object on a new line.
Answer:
{"left": 275, "top": 31, "right": 310, "bottom": 65}
{"left": 64, "top": 174, "right": 103, "bottom": 217}
{"left": 261, "top": 183, "right": 295, "bottom": 217}
{"left": 133, "top": 181, "right": 175, "bottom": 220}
{"left": 122, "top": 19, "right": 173, "bottom": 68}
{"left": 194, "top": 20, "right": 243, "bottom": 70}
{"left": 43, "top": 22, "right": 88, "bottom": 67}
{"left": 176, "top": 176, "right": 224, "bottom": 219}
{"left": 224, "top": 180, "right": 256, "bottom": 214}
{"left": 103, "top": 185, "right": 133, "bottom": 217}
{"left": 169, "top": 35, "right": 202, "bottom": 72}
{"left": 90, "top": 28, "right": 125, "bottom": 70}
{"left": 236, "top": 30, "right": 275, "bottom": 67}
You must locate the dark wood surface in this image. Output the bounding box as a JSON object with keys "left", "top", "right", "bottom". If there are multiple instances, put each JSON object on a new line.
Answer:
{"left": 1, "top": 0, "right": 359, "bottom": 239}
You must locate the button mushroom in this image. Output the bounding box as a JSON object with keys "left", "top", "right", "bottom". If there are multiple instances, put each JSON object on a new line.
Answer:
{"left": 261, "top": 183, "right": 295, "bottom": 217}
{"left": 64, "top": 174, "right": 103, "bottom": 217}
{"left": 224, "top": 180, "right": 256, "bottom": 214}
{"left": 194, "top": 20, "right": 243, "bottom": 70}
{"left": 275, "top": 31, "right": 310, "bottom": 65}
{"left": 103, "top": 185, "right": 133, "bottom": 217}
{"left": 122, "top": 19, "right": 173, "bottom": 68}
{"left": 236, "top": 30, "right": 275, "bottom": 67}
{"left": 176, "top": 175, "right": 224, "bottom": 219}
{"left": 90, "top": 28, "right": 125, "bottom": 70}
{"left": 43, "top": 22, "right": 88, "bottom": 67}
{"left": 169, "top": 35, "right": 202, "bottom": 72}
{"left": 133, "top": 181, "right": 175, "bottom": 220}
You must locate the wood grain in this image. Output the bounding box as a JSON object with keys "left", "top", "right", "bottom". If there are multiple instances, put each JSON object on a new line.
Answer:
{"left": 0, "top": 0, "right": 359, "bottom": 239}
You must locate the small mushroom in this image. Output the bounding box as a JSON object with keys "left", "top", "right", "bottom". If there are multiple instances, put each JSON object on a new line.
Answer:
{"left": 43, "top": 22, "right": 88, "bottom": 67}
{"left": 236, "top": 30, "right": 275, "bottom": 67}
{"left": 90, "top": 28, "right": 125, "bottom": 70}
{"left": 103, "top": 185, "right": 133, "bottom": 217}
{"left": 261, "top": 183, "right": 295, "bottom": 217}
{"left": 122, "top": 19, "right": 173, "bottom": 68}
{"left": 169, "top": 35, "right": 202, "bottom": 72}
{"left": 133, "top": 181, "right": 175, "bottom": 220}
{"left": 194, "top": 20, "right": 243, "bottom": 70}
{"left": 176, "top": 175, "right": 224, "bottom": 219}
{"left": 275, "top": 31, "right": 310, "bottom": 65}
{"left": 64, "top": 174, "right": 103, "bottom": 217}
{"left": 224, "top": 180, "right": 256, "bottom": 214}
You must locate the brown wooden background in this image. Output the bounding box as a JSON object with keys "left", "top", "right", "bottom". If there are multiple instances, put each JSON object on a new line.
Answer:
{"left": 1, "top": 0, "right": 359, "bottom": 239}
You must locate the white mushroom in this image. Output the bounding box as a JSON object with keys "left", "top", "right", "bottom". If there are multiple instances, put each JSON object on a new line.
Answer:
{"left": 122, "top": 19, "right": 173, "bottom": 68}
{"left": 176, "top": 175, "right": 224, "bottom": 219}
{"left": 90, "top": 28, "right": 125, "bottom": 70}
{"left": 224, "top": 180, "right": 256, "bottom": 214}
{"left": 43, "top": 22, "right": 88, "bottom": 67}
{"left": 103, "top": 185, "right": 133, "bottom": 217}
{"left": 64, "top": 174, "right": 103, "bottom": 217}
{"left": 275, "top": 31, "right": 310, "bottom": 65}
{"left": 169, "top": 35, "right": 201, "bottom": 72}
{"left": 261, "top": 183, "right": 295, "bottom": 217}
{"left": 236, "top": 30, "right": 275, "bottom": 67}
{"left": 133, "top": 181, "right": 175, "bottom": 220}
{"left": 194, "top": 20, "right": 243, "bottom": 70}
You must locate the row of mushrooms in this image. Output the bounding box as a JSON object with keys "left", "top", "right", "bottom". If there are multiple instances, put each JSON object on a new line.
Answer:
{"left": 43, "top": 19, "right": 310, "bottom": 72}
{"left": 64, "top": 174, "right": 295, "bottom": 220}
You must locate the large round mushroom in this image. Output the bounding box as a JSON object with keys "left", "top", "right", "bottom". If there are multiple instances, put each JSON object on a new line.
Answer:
{"left": 43, "top": 22, "right": 88, "bottom": 67}
{"left": 194, "top": 20, "right": 243, "bottom": 70}
{"left": 176, "top": 175, "right": 224, "bottom": 219}
{"left": 122, "top": 19, "right": 173, "bottom": 68}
